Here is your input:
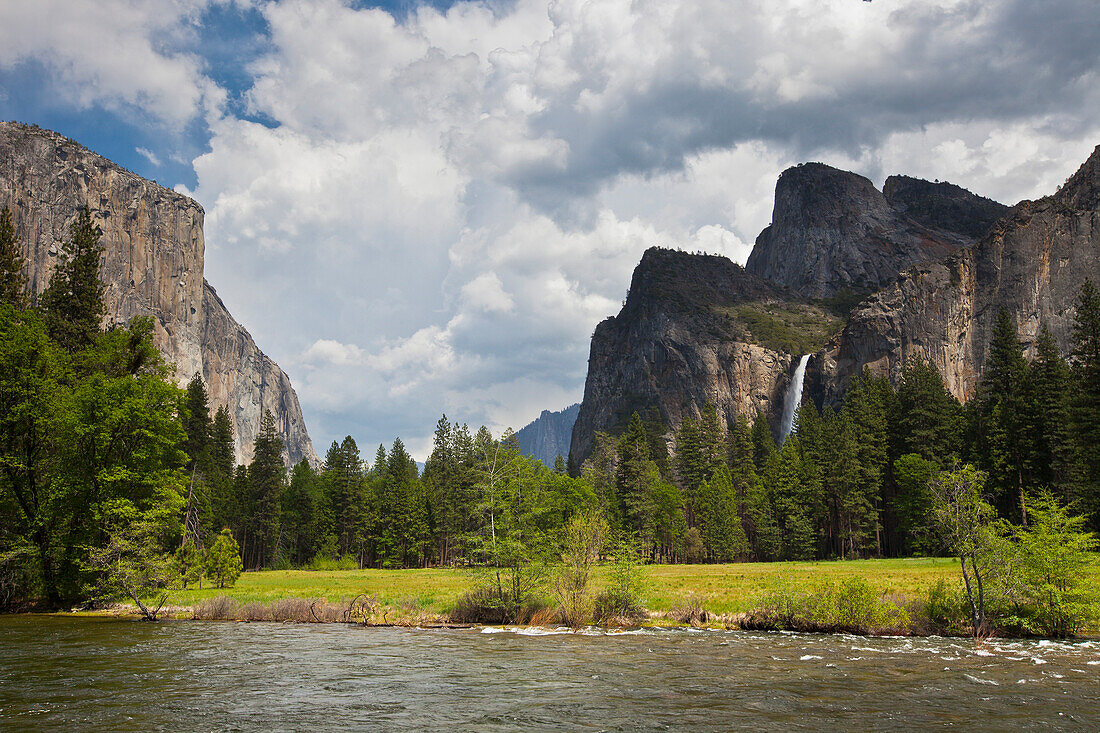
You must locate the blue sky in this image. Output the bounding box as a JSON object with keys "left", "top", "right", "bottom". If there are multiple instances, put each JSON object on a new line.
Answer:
{"left": 2, "top": 0, "right": 1098, "bottom": 458}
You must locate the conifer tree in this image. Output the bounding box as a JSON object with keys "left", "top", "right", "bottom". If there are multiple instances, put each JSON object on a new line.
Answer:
{"left": 1027, "top": 327, "right": 1073, "bottom": 498}
{"left": 244, "top": 411, "right": 285, "bottom": 568}
{"left": 0, "top": 207, "right": 27, "bottom": 307}
{"left": 750, "top": 412, "right": 776, "bottom": 470}
{"left": 41, "top": 206, "right": 104, "bottom": 351}
{"left": 697, "top": 463, "right": 747, "bottom": 561}
{"left": 616, "top": 413, "right": 658, "bottom": 538}
{"left": 1068, "top": 280, "right": 1100, "bottom": 530}
{"left": 182, "top": 373, "right": 211, "bottom": 471}
{"left": 974, "top": 309, "right": 1031, "bottom": 524}
{"left": 892, "top": 359, "right": 962, "bottom": 465}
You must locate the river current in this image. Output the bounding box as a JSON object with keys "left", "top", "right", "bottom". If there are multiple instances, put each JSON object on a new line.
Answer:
{"left": 1, "top": 616, "right": 1097, "bottom": 730}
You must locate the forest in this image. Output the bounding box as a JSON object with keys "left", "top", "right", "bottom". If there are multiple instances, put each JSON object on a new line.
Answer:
{"left": 0, "top": 204, "right": 1097, "bottom": 631}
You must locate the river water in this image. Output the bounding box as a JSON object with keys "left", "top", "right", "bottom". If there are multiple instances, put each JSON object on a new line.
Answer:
{"left": 1, "top": 617, "right": 1097, "bottom": 731}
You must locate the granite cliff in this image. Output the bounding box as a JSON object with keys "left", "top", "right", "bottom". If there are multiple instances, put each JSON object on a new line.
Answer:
{"left": 516, "top": 403, "right": 579, "bottom": 467}
{"left": 818, "top": 145, "right": 1100, "bottom": 406}
{"left": 569, "top": 248, "right": 840, "bottom": 466}
{"left": 0, "top": 121, "right": 317, "bottom": 467}
{"left": 569, "top": 152, "right": 1097, "bottom": 469}
{"left": 745, "top": 163, "right": 1008, "bottom": 298}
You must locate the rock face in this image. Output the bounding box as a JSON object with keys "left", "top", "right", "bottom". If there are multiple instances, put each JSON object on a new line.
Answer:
{"left": 745, "top": 163, "right": 1005, "bottom": 298}
{"left": 819, "top": 145, "right": 1100, "bottom": 406}
{"left": 883, "top": 175, "right": 1009, "bottom": 241}
{"left": 0, "top": 121, "right": 317, "bottom": 467}
{"left": 569, "top": 248, "right": 806, "bottom": 467}
{"left": 516, "top": 403, "right": 579, "bottom": 467}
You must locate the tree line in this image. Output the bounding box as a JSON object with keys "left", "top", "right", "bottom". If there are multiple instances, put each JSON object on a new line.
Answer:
{"left": 1, "top": 202, "right": 1097, "bottom": 615}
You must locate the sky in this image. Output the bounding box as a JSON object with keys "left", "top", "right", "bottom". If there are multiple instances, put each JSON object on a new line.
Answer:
{"left": 1, "top": 0, "right": 1099, "bottom": 459}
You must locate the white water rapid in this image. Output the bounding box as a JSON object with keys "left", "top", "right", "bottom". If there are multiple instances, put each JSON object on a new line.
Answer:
{"left": 779, "top": 354, "right": 810, "bottom": 443}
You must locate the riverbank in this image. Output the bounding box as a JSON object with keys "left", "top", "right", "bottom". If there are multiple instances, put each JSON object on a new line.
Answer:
{"left": 59, "top": 556, "right": 1073, "bottom": 637}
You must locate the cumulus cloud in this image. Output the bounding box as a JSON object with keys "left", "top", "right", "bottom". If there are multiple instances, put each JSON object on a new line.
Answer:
{"left": 0, "top": 0, "right": 225, "bottom": 128}
{"left": 188, "top": 0, "right": 1100, "bottom": 457}
{"left": 8, "top": 0, "right": 1099, "bottom": 457}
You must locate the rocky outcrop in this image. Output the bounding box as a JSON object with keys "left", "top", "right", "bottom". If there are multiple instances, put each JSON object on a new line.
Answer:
{"left": 819, "top": 145, "right": 1100, "bottom": 405}
{"left": 883, "top": 175, "right": 1009, "bottom": 241}
{"left": 746, "top": 163, "right": 1003, "bottom": 298}
{"left": 516, "top": 403, "right": 579, "bottom": 467}
{"left": 0, "top": 121, "right": 317, "bottom": 467}
{"left": 201, "top": 282, "right": 316, "bottom": 466}
{"left": 569, "top": 248, "right": 811, "bottom": 467}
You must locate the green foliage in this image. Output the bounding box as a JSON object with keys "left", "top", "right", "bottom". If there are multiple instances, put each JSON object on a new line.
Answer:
{"left": 0, "top": 207, "right": 27, "bottom": 308}
{"left": 754, "top": 575, "right": 909, "bottom": 633}
{"left": 1011, "top": 492, "right": 1098, "bottom": 637}
{"left": 553, "top": 510, "right": 608, "bottom": 626}
{"left": 1069, "top": 280, "right": 1100, "bottom": 531}
{"left": 720, "top": 302, "right": 844, "bottom": 354}
{"left": 972, "top": 309, "right": 1031, "bottom": 523}
{"left": 205, "top": 529, "right": 243, "bottom": 588}
{"left": 84, "top": 491, "right": 183, "bottom": 619}
{"left": 594, "top": 540, "right": 647, "bottom": 623}
{"left": 174, "top": 541, "right": 203, "bottom": 589}
{"left": 41, "top": 207, "right": 105, "bottom": 353}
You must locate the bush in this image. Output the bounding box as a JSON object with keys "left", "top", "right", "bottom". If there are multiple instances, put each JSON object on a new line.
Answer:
{"left": 749, "top": 576, "right": 910, "bottom": 635}
{"left": 308, "top": 553, "right": 359, "bottom": 571}
{"left": 450, "top": 584, "right": 551, "bottom": 625}
{"left": 593, "top": 541, "right": 647, "bottom": 625}
{"left": 667, "top": 596, "right": 709, "bottom": 626}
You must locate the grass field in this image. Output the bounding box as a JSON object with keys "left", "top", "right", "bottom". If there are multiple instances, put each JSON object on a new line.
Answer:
{"left": 166, "top": 557, "right": 993, "bottom": 617}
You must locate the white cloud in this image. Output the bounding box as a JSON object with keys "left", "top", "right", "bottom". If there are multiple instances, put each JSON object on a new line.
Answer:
{"left": 11, "top": 0, "right": 1099, "bottom": 458}
{"left": 0, "top": 0, "right": 222, "bottom": 127}
{"left": 189, "top": 0, "right": 1100, "bottom": 457}
{"left": 136, "top": 147, "right": 162, "bottom": 167}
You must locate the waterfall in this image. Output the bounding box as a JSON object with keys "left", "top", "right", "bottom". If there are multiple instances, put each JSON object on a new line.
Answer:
{"left": 780, "top": 354, "right": 810, "bottom": 443}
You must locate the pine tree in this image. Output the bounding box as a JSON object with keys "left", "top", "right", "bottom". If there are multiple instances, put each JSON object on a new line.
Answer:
{"left": 206, "top": 406, "right": 237, "bottom": 536}
{"left": 323, "top": 436, "right": 363, "bottom": 558}
{"left": 244, "top": 411, "right": 285, "bottom": 568}
{"left": 41, "top": 207, "right": 104, "bottom": 351}
{"left": 0, "top": 207, "right": 27, "bottom": 307}
{"left": 616, "top": 413, "right": 658, "bottom": 539}
{"left": 182, "top": 373, "right": 211, "bottom": 471}
{"left": 282, "top": 460, "right": 321, "bottom": 565}
{"left": 841, "top": 369, "right": 892, "bottom": 555}
{"left": 674, "top": 416, "right": 705, "bottom": 521}
{"left": 204, "top": 528, "right": 243, "bottom": 588}
{"left": 893, "top": 359, "right": 963, "bottom": 465}
{"left": 728, "top": 415, "right": 759, "bottom": 554}
{"left": 1068, "top": 280, "right": 1100, "bottom": 530}
{"left": 697, "top": 463, "right": 747, "bottom": 561}
{"left": 750, "top": 412, "right": 776, "bottom": 470}
{"left": 1027, "top": 327, "right": 1072, "bottom": 498}
{"left": 974, "top": 309, "right": 1031, "bottom": 524}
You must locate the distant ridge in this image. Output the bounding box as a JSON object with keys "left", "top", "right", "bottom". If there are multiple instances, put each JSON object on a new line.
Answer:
{"left": 516, "top": 404, "right": 580, "bottom": 467}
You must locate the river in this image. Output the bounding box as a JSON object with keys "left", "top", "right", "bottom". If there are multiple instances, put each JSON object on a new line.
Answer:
{"left": 1, "top": 616, "right": 1097, "bottom": 730}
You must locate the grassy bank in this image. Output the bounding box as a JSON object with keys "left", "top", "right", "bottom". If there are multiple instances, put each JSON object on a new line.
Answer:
{"left": 159, "top": 556, "right": 1082, "bottom": 630}
{"left": 166, "top": 557, "right": 968, "bottom": 616}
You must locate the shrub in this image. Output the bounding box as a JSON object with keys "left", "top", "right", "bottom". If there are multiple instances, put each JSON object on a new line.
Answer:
{"left": 667, "top": 596, "right": 709, "bottom": 626}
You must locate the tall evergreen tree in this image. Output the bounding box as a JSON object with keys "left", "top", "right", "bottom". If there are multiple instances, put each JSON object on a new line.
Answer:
{"left": 892, "top": 359, "right": 963, "bottom": 464}
{"left": 750, "top": 412, "right": 776, "bottom": 470}
{"left": 1027, "top": 327, "right": 1073, "bottom": 497}
{"left": 181, "top": 373, "right": 211, "bottom": 471}
{"left": 1068, "top": 280, "right": 1100, "bottom": 530}
{"left": 0, "top": 207, "right": 27, "bottom": 307}
{"left": 616, "top": 413, "right": 658, "bottom": 539}
{"left": 973, "top": 309, "right": 1031, "bottom": 524}
{"left": 41, "top": 207, "right": 104, "bottom": 352}
{"left": 244, "top": 411, "right": 285, "bottom": 568}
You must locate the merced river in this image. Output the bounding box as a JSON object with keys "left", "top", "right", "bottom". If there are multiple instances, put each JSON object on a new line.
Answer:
{"left": 1, "top": 616, "right": 1097, "bottom": 730}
